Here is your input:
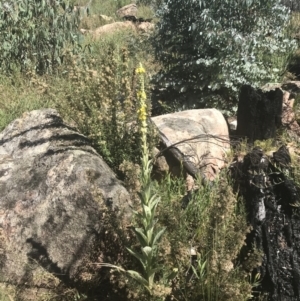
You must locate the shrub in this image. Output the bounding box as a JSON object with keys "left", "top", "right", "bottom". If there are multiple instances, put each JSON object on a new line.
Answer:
{"left": 157, "top": 172, "right": 261, "bottom": 301}
{"left": 281, "top": 0, "right": 300, "bottom": 11}
{"left": 50, "top": 29, "right": 159, "bottom": 176}
{"left": 0, "top": 0, "right": 81, "bottom": 74}
{"left": 153, "top": 0, "right": 297, "bottom": 110}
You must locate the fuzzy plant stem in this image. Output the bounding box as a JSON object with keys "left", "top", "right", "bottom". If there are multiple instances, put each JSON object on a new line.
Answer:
{"left": 125, "top": 63, "right": 166, "bottom": 294}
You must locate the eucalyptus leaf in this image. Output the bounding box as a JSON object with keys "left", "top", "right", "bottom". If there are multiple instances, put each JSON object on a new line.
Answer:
{"left": 153, "top": 0, "right": 297, "bottom": 110}
{"left": 0, "top": 0, "right": 80, "bottom": 74}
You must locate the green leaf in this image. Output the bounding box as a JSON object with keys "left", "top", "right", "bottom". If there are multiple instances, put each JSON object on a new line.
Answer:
{"left": 148, "top": 194, "right": 160, "bottom": 209}
{"left": 149, "top": 265, "right": 164, "bottom": 275}
{"left": 126, "top": 247, "right": 146, "bottom": 270}
{"left": 146, "top": 227, "right": 154, "bottom": 245}
{"left": 143, "top": 204, "right": 152, "bottom": 221}
{"left": 126, "top": 270, "right": 150, "bottom": 289}
{"left": 133, "top": 228, "right": 149, "bottom": 246}
{"left": 142, "top": 246, "right": 153, "bottom": 259}
{"left": 152, "top": 227, "right": 167, "bottom": 246}
{"left": 167, "top": 268, "right": 178, "bottom": 281}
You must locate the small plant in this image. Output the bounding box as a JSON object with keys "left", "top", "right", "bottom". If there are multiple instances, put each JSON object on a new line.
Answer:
{"left": 156, "top": 172, "right": 262, "bottom": 301}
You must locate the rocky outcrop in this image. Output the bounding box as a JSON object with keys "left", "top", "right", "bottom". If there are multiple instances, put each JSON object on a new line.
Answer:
{"left": 81, "top": 21, "right": 136, "bottom": 37}
{"left": 80, "top": 20, "right": 155, "bottom": 37}
{"left": 116, "top": 3, "right": 138, "bottom": 18}
{"left": 151, "top": 109, "right": 230, "bottom": 181}
{"left": 99, "top": 14, "right": 114, "bottom": 23}
{"left": 0, "top": 109, "right": 131, "bottom": 290}
{"left": 137, "top": 21, "right": 155, "bottom": 33}
{"left": 79, "top": 2, "right": 155, "bottom": 37}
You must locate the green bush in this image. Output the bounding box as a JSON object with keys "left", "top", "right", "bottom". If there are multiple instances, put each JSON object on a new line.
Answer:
{"left": 0, "top": 0, "right": 81, "bottom": 74}
{"left": 154, "top": 0, "right": 297, "bottom": 109}
{"left": 157, "top": 173, "right": 261, "bottom": 301}
{"left": 48, "top": 32, "right": 145, "bottom": 175}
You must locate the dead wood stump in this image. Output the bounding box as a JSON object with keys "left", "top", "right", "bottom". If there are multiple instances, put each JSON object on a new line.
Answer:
{"left": 231, "top": 145, "right": 300, "bottom": 300}
{"left": 236, "top": 85, "right": 282, "bottom": 143}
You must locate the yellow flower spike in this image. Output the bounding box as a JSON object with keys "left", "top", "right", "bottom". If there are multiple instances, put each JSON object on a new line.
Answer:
{"left": 136, "top": 63, "right": 146, "bottom": 74}
{"left": 102, "top": 62, "right": 166, "bottom": 296}
{"left": 136, "top": 63, "right": 148, "bottom": 143}
{"left": 137, "top": 91, "right": 147, "bottom": 100}
{"left": 138, "top": 106, "right": 147, "bottom": 122}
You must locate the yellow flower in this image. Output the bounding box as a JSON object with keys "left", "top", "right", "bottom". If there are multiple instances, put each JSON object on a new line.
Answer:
{"left": 137, "top": 91, "right": 147, "bottom": 100}
{"left": 138, "top": 106, "right": 147, "bottom": 122}
{"left": 136, "top": 65, "right": 146, "bottom": 74}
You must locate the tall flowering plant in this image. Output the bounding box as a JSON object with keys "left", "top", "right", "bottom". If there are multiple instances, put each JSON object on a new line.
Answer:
{"left": 124, "top": 63, "right": 167, "bottom": 295}
{"left": 98, "top": 64, "right": 167, "bottom": 297}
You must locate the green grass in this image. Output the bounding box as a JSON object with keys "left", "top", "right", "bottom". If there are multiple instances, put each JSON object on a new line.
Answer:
{"left": 90, "top": 0, "right": 133, "bottom": 17}
{"left": 0, "top": 73, "right": 55, "bottom": 132}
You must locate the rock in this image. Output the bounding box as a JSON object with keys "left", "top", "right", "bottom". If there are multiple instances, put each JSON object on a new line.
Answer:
{"left": 99, "top": 14, "right": 114, "bottom": 23}
{"left": 281, "top": 81, "right": 300, "bottom": 94}
{"left": 137, "top": 21, "right": 155, "bottom": 33}
{"left": 236, "top": 85, "right": 282, "bottom": 143}
{"left": 0, "top": 109, "right": 131, "bottom": 290}
{"left": 80, "top": 28, "right": 92, "bottom": 34}
{"left": 152, "top": 147, "right": 169, "bottom": 180}
{"left": 116, "top": 3, "right": 138, "bottom": 18}
{"left": 280, "top": 82, "right": 300, "bottom": 138}
{"left": 151, "top": 109, "right": 230, "bottom": 181}
{"left": 262, "top": 81, "right": 300, "bottom": 101}
{"left": 91, "top": 21, "right": 136, "bottom": 37}
{"left": 229, "top": 119, "right": 237, "bottom": 131}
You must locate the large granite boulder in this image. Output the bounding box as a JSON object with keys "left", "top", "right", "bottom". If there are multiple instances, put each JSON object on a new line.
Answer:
{"left": 151, "top": 108, "right": 230, "bottom": 181}
{"left": 0, "top": 109, "right": 131, "bottom": 294}
{"left": 83, "top": 21, "right": 136, "bottom": 37}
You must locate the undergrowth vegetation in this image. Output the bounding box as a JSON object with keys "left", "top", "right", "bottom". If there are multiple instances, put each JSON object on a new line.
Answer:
{"left": 0, "top": 0, "right": 300, "bottom": 300}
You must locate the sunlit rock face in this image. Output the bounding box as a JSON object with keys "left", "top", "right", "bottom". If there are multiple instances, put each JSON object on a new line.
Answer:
{"left": 0, "top": 109, "right": 131, "bottom": 289}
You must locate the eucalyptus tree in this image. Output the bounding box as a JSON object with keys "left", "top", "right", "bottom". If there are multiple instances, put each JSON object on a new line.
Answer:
{"left": 154, "top": 0, "right": 297, "bottom": 108}
{"left": 0, "top": 0, "right": 81, "bottom": 74}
